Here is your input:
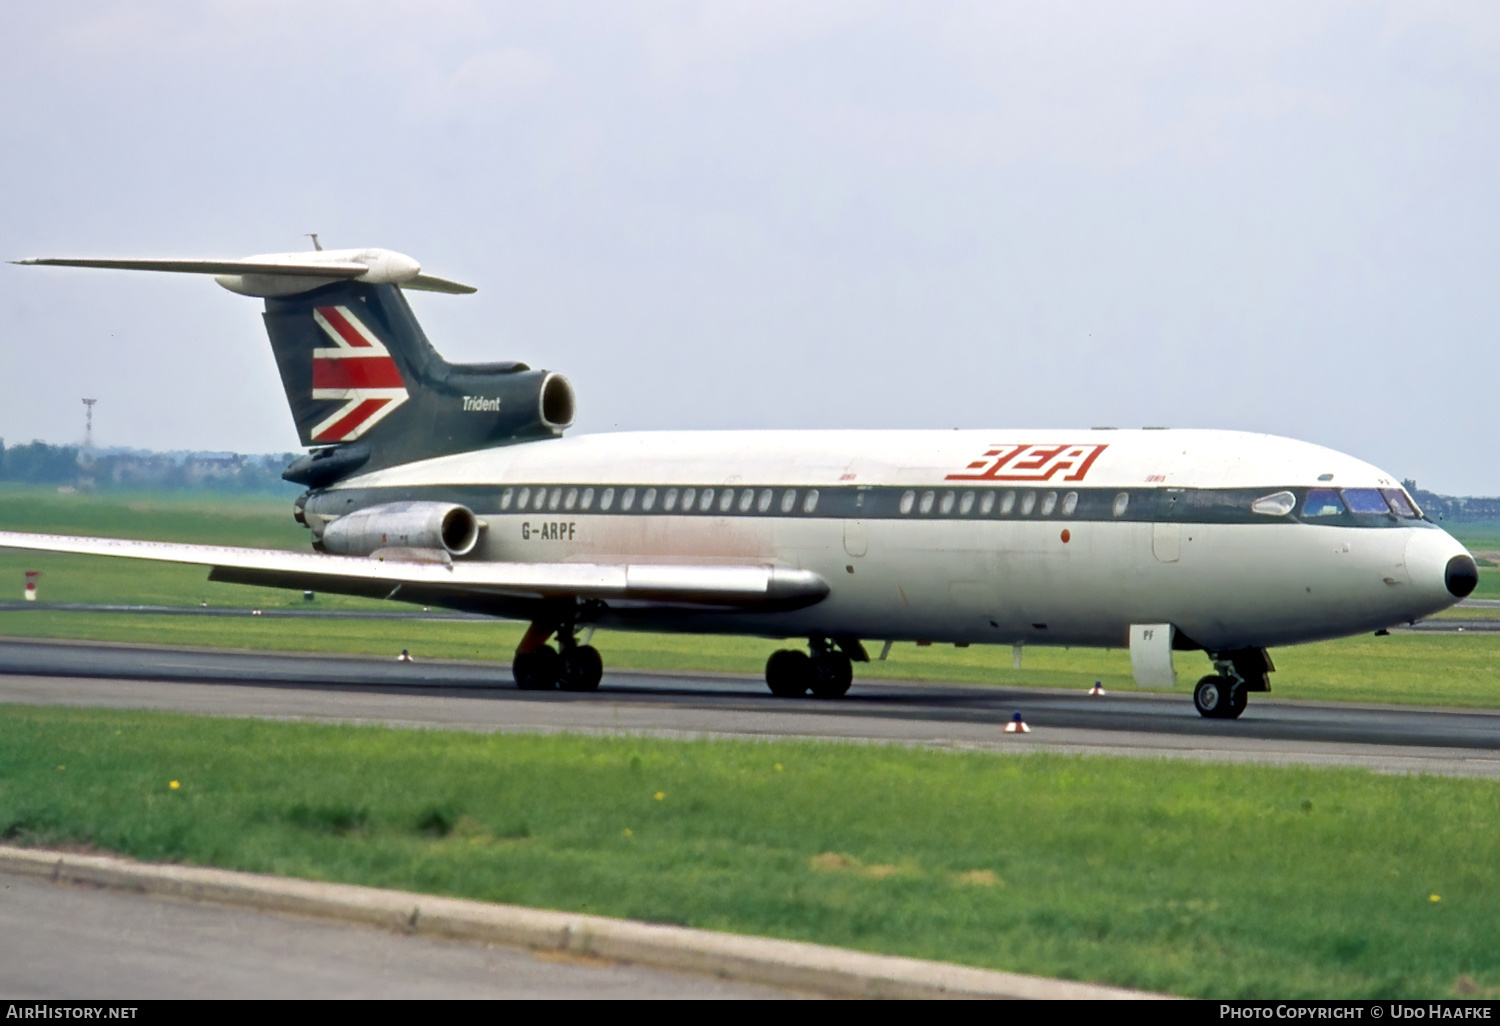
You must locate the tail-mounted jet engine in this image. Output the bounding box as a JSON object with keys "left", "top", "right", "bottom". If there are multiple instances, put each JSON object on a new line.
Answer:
{"left": 318, "top": 501, "right": 482, "bottom": 559}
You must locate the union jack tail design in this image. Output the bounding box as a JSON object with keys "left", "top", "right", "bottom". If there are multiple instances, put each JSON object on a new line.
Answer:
{"left": 309, "top": 305, "right": 409, "bottom": 442}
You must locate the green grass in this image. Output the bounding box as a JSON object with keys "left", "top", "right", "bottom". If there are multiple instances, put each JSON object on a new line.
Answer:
{"left": 2, "top": 703, "right": 1497, "bottom": 998}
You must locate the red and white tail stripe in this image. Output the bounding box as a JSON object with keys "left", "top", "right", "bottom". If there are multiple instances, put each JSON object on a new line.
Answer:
{"left": 310, "top": 305, "right": 408, "bottom": 442}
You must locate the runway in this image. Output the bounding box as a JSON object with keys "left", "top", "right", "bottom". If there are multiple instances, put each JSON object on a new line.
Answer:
{"left": 2, "top": 637, "right": 1499, "bottom": 778}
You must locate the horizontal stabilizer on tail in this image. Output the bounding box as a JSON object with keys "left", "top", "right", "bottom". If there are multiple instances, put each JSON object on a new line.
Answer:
{"left": 11, "top": 247, "right": 475, "bottom": 297}
{"left": 13, "top": 257, "right": 366, "bottom": 276}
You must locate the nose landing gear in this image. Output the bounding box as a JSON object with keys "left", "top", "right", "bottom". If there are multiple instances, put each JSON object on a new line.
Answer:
{"left": 1193, "top": 648, "right": 1274, "bottom": 719}
{"left": 1193, "top": 675, "right": 1247, "bottom": 719}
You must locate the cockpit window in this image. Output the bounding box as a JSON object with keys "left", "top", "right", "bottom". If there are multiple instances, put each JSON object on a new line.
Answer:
{"left": 1382, "top": 489, "right": 1420, "bottom": 518}
{"left": 1341, "top": 488, "right": 1393, "bottom": 515}
{"left": 1251, "top": 491, "right": 1296, "bottom": 516}
{"left": 1302, "top": 488, "right": 1345, "bottom": 517}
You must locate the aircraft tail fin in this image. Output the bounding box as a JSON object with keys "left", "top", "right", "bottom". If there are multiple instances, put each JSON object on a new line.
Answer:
{"left": 13, "top": 246, "right": 573, "bottom": 487}
{"left": 266, "top": 281, "right": 574, "bottom": 486}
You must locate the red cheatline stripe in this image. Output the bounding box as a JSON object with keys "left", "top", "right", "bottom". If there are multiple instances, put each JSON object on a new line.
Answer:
{"left": 313, "top": 398, "right": 391, "bottom": 442}
{"left": 312, "top": 356, "right": 404, "bottom": 389}
{"left": 316, "top": 306, "right": 375, "bottom": 348}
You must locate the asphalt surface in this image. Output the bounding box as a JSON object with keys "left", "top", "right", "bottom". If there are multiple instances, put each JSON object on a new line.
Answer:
{"left": 0, "top": 871, "right": 795, "bottom": 999}
{"left": 2, "top": 637, "right": 1499, "bottom": 778}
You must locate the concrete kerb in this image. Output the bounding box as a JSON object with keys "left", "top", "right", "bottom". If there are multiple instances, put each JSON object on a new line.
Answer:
{"left": 0, "top": 845, "right": 1166, "bottom": 1000}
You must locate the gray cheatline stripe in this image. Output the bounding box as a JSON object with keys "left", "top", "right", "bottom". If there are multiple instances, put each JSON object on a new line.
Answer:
{"left": 314, "top": 482, "right": 1428, "bottom": 530}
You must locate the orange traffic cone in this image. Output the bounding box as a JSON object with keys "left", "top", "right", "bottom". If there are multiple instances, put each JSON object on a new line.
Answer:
{"left": 1088, "top": 681, "right": 1106, "bottom": 696}
{"left": 1004, "top": 712, "right": 1031, "bottom": 734}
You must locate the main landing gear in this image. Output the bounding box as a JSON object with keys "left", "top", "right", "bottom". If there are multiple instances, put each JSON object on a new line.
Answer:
{"left": 1192, "top": 648, "right": 1275, "bottom": 720}
{"left": 765, "top": 638, "right": 866, "bottom": 699}
{"left": 512, "top": 620, "right": 604, "bottom": 692}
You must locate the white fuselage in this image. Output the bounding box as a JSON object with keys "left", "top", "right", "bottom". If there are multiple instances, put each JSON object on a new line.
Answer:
{"left": 314, "top": 428, "right": 1471, "bottom": 652}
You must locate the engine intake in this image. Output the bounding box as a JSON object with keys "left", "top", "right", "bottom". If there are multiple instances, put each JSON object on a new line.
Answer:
{"left": 320, "top": 501, "right": 481, "bottom": 558}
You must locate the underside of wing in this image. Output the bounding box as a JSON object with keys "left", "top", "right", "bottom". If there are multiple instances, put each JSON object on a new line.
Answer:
{"left": 0, "top": 532, "right": 829, "bottom": 615}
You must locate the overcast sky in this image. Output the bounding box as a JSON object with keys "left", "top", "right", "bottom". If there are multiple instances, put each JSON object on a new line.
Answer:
{"left": 2, "top": 1, "right": 1497, "bottom": 492}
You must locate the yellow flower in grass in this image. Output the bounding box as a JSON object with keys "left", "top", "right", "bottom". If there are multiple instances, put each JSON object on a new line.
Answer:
{"left": 169, "top": 781, "right": 180, "bottom": 790}
{"left": 1430, "top": 894, "right": 1441, "bottom": 903}
{"left": 622, "top": 828, "right": 633, "bottom": 837}
{"left": 654, "top": 792, "right": 665, "bottom": 801}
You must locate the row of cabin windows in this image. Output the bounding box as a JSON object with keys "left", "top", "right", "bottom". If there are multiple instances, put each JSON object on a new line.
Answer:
{"left": 499, "top": 485, "right": 821, "bottom": 515}
{"left": 898, "top": 489, "right": 1129, "bottom": 517}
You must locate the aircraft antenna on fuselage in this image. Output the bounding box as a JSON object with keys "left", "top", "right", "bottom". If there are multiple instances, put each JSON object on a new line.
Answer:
{"left": 306, "top": 233, "right": 322, "bottom": 251}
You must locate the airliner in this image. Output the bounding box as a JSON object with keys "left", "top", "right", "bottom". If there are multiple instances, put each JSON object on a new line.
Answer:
{"left": 3, "top": 245, "right": 1479, "bottom": 719}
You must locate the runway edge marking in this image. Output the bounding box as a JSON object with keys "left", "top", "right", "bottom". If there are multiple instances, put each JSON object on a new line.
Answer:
{"left": 0, "top": 844, "right": 1167, "bottom": 1000}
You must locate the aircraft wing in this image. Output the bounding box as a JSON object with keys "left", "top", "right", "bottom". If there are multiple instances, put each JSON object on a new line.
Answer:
{"left": 0, "top": 531, "right": 829, "bottom": 610}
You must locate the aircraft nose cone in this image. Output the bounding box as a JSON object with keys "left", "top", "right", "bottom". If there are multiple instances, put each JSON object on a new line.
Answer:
{"left": 1446, "top": 554, "right": 1480, "bottom": 598}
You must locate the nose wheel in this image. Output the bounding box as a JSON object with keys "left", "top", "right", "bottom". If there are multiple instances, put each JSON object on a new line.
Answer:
{"left": 1193, "top": 675, "right": 1248, "bottom": 719}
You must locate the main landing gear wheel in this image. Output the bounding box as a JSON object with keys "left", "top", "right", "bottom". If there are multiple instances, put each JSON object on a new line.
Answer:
{"left": 558, "top": 645, "right": 604, "bottom": 692}
{"left": 766, "top": 649, "right": 811, "bottom": 697}
{"left": 514, "top": 646, "right": 561, "bottom": 690}
{"left": 809, "top": 651, "right": 853, "bottom": 699}
{"left": 1193, "top": 675, "right": 1246, "bottom": 720}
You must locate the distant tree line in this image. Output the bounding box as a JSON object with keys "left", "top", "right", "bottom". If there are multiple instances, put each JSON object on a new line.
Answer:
{"left": 1403, "top": 481, "right": 1500, "bottom": 523}
{"left": 0, "top": 439, "right": 302, "bottom": 495}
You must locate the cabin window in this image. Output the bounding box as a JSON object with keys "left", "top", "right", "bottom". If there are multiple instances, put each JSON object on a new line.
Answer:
{"left": 580, "top": 488, "right": 594, "bottom": 510}
{"left": 500, "top": 488, "right": 514, "bottom": 511}
{"left": 679, "top": 488, "right": 694, "bottom": 511}
{"left": 781, "top": 490, "right": 797, "bottom": 513}
{"left": 663, "top": 488, "right": 679, "bottom": 511}
{"left": 1000, "top": 490, "right": 1016, "bottom": 515}
{"left": 960, "top": 491, "right": 975, "bottom": 515}
{"left": 1041, "top": 491, "right": 1057, "bottom": 516}
{"left": 618, "top": 487, "right": 633, "bottom": 511}
{"left": 1112, "top": 492, "right": 1129, "bottom": 517}
{"left": 701, "top": 488, "right": 716, "bottom": 511}
{"left": 1250, "top": 491, "right": 1295, "bottom": 516}
{"left": 1382, "top": 489, "right": 1420, "bottom": 518}
{"left": 1342, "top": 488, "right": 1393, "bottom": 515}
{"left": 602, "top": 488, "right": 616, "bottom": 511}
{"left": 1302, "top": 488, "right": 1344, "bottom": 517}
{"left": 1062, "top": 491, "right": 1078, "bottom": 516}
{"left": 940, "top": 492, "right": 955, "bottom": 514}
{"left": 564, "top": 488, "right": 579, "bottom": 511}
{"left": 548, "top": 488, "right": 562, "bottom": 511}
{"left": 739, "top": 489, "right": 755, "bottom": 512}
{"left": 803, "top": 489, "right": 820, "bottom": 513}
{"left": 719, "top": 489, "right": 735, "bottom": 512}
{"left": 919, "top": 491, "right": 935, "bottom": 514}
{"left": 1020, "top": 492, "right": 1037, "bottom": 515}
{"left": 979, "top": 491, "right": 995, "bottom": 515}
{"left": 758, "top": 489, "right": 774, "bottom": 513}
{"left": 900, "top": 490, "right": 916, "bottom": 514}
{"left": 641, "top": 488, "right": 656, "bottom": 511}
{"left": 516, "top": 487, "right": 531, "bottom": 510}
